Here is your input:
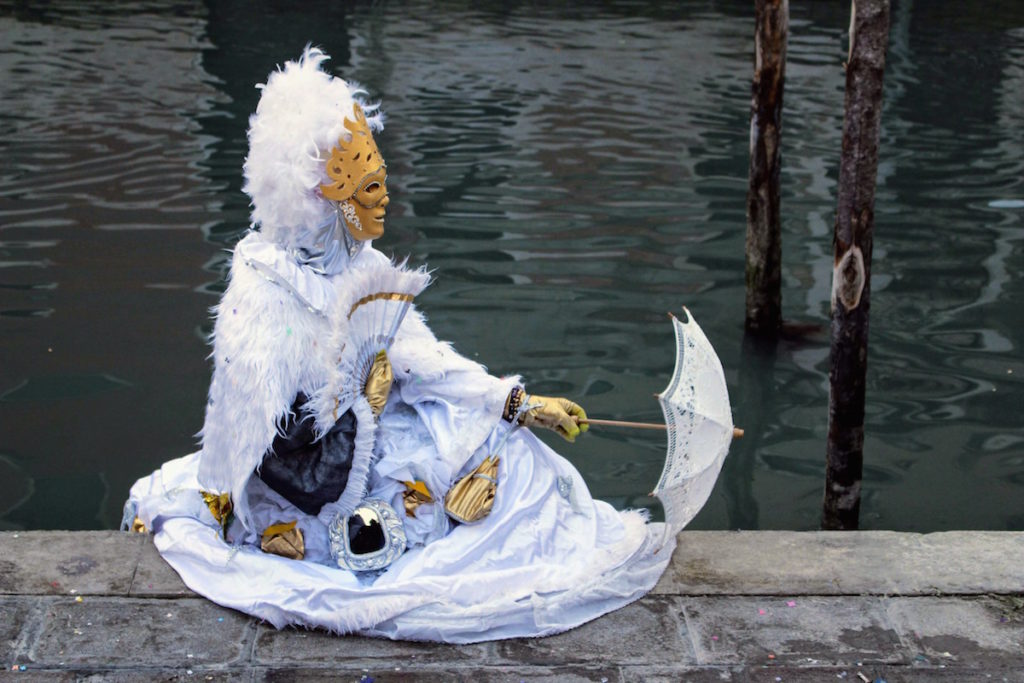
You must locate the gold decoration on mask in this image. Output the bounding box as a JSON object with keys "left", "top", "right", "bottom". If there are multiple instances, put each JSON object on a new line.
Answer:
{"left": 444, "top": 456, "right": 500, "bottom": 525}
{"left": 260, "top": 520, "right": 305, "bottom": 561}
{"left": 200, "top": 491, "right": 233, "bottom": 540}
{"left": 320, "top": 103, "right": 389, "bottom": 241}
{"left": 321, "top": 104, "right": 382, "bottom": 202}
{"left": 130, "top": 517, "right": 147, "bottom": 534}
{"left": 364, "top": 349, "right": 393, "bottom": 417}
{"left": 402, "top": 480, "right": 434, "bottom": 518}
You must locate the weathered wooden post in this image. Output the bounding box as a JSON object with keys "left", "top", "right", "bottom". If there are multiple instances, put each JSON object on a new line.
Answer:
{"left": 744, "top": 0, "right": 788, "bottom": 335}
{"left": 822, "top": 0, "right": 890, "bottom": 530}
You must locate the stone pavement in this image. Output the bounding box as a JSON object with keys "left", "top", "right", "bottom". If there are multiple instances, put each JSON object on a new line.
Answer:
{"left": 1, "top": 530, "right": 1021, "bottom": 682}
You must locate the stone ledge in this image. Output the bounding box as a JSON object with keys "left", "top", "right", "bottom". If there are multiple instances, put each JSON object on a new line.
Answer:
{"left": 1, "top": 531, "right": 1021, "bottom": 680}
{"left": 2, "top": 667, "right": 1021, "bottom": 683}
{"left": 3, "top": 530, "right": 1021, "bottom": 598}
{"left": 0, "top": 532, "right": 147, "bottom": 597}
{"left": 654, "top": 530, "right": 1024, "bottom": 596}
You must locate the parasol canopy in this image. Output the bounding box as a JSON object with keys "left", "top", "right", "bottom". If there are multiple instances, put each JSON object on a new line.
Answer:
{"left": 653, "top": 307, "right": 734, "bottom": 546}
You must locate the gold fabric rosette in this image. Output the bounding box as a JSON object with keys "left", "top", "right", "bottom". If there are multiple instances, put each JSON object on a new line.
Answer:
{"left": 200, "top": 491, "right": 233, "bottom": 540}
{"left": 444, "top": 456, "right": 500, "bottom": 524}
{"left": 402, "top": 480, "right": 434, "bottom": 518}
{"left": 260, "top": 521, "right": 305, "bottom": 560}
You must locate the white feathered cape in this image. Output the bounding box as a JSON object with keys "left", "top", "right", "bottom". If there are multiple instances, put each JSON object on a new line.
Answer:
{"left": 127, "top": 231, "right": 674, "bottom": 642}
{"left": 196, "top": 231, "right": 517, "bottom": 532}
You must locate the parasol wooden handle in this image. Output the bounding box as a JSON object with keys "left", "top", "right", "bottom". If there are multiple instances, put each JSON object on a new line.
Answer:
{"left": 578, "top": 418, "right": 744, "bottom": 439}
{"left": 580, "top": 418, "right": 665, "bottom": 430}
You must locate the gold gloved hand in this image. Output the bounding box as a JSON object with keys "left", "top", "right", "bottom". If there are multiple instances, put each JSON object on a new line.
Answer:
{"left": 364, "top": 349, "right": 393, "bottom": 417}
{"left": 519, "top": 394, "right": 589, "bottom": 443}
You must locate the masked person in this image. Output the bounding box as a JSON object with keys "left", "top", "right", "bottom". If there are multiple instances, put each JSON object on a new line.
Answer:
{"left": 124, "top": 47, "right": 673, "bottom": 643}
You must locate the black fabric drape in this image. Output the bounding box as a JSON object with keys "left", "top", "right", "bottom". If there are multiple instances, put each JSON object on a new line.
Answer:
{"left": 257, "top": 394, "right": 357, "bottom": 515}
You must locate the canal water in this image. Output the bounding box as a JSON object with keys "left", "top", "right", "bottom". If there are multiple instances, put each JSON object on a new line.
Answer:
{"left": 2, "top": 1, "right": 1022, "bottom": 532}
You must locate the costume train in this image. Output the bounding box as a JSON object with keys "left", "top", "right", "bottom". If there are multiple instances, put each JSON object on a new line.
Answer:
{"left": 124, "top": 47, "right": 719, "bottom": 643}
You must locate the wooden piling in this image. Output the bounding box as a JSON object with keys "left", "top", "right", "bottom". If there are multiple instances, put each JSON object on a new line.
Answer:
{"left": 744, "top": 0, "right": 788, "bottom": 336}
{"left": 823, "top": 0, "right": 890, "bottom": 530}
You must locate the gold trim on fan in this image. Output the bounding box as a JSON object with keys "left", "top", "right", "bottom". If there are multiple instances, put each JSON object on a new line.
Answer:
{"left": 347, "top": 292, "right": 415, "bottom": 319}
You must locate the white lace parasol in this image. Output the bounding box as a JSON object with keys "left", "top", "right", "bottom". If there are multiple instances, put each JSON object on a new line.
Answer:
{"left": 654, "top": 307, "right": 734, "bottom": 546}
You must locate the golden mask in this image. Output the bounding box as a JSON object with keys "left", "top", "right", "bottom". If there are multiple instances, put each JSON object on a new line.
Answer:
{"left": 321, "top": 103, "right": 389, "bottom": 241}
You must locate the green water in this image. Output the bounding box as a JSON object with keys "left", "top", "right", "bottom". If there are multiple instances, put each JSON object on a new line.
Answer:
{"left": 1, "top": 0, "right": 1022, "bottom": 531}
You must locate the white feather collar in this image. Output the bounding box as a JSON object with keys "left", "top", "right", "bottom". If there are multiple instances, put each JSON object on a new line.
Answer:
{"left": 235, "top": 232, "right": 353, "bottom": 317}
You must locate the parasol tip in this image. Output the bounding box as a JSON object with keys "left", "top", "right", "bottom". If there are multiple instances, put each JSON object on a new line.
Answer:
{"left": 668, "top": 307, "right": 693, "bottom": 323}
{"left": 732, "top": 427, "right": 745, "bottom": 439}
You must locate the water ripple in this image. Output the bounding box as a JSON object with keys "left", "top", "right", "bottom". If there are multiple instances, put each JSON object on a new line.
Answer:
{"left": 2, "top": 0, "right": 1023, "bottom": 531}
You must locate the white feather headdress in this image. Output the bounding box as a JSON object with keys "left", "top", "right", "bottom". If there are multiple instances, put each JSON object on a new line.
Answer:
{"left": 242, "top": 46, "right": 383, "bottom": 251}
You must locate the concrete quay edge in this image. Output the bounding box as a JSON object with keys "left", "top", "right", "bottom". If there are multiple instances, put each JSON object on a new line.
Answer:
{"left": 0, "top": 530, "right": 1021, "bottom": 682}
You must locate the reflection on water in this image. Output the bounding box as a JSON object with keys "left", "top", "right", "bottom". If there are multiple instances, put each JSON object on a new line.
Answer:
{"left": 1, "top": 0, "right": 1022, "bottom": 531}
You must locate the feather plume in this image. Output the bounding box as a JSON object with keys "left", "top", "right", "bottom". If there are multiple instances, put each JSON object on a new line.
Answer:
{"left": 243, "top": 45, "right": 384, "bottom": 252}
